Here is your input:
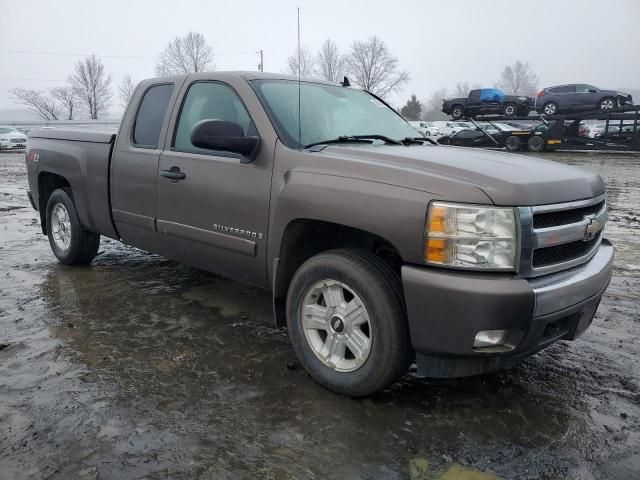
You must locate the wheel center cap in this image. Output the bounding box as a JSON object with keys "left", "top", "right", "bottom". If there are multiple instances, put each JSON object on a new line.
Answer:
{"left": 330, "top": 315, "right": 345, "bottom": 333}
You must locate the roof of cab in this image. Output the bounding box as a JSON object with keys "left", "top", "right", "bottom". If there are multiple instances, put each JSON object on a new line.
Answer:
{"left": 147, "top": 70, "right": 338, "bottom": 86}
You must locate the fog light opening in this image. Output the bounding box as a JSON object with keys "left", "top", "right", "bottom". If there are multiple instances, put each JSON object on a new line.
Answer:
{"left": 473, "top": 329, "right": 508, "bottom": 348}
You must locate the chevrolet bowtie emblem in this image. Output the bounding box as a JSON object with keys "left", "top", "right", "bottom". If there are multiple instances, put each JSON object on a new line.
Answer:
{"left": 584, "top": 217, "right": 601, "bottom": 241}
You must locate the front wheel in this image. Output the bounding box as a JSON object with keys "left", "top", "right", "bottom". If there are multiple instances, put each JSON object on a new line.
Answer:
{"left": 599, "top": 97, "right": 616, "bottom": 111}
{"left": 286, "top": 249, "right": 410, "bottom": 396}
{"left": 46, "top": 188, "right": 100, "bottom": 265}
{"left": 503, "top": 103, "right": 517, "bottom": 117}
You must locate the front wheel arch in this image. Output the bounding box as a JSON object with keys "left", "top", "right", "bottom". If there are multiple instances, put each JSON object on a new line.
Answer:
{"left": 272, "top": 219, "right": 403, "bottom": 327}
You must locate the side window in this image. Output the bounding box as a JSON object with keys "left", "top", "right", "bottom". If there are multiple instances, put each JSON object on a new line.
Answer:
{"left": 576, "top": 84, "right": 595, "bottom": 93}
{"left": 173, "top": 82, "right": 256, "bottom": 154}
{"left": 132, "top": 84, "right": 174, "bottom": 148}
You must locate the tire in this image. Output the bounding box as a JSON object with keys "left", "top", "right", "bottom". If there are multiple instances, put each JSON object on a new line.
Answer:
{"left": 450, "top": 105, "right": 465, "bottom": 120}
{"left": 599, "top": 97, "right": 616, "bottom": 112}
{"left": 286, "top": 249, "right": 410, "bottom": 396}
{"left": 527, "top": 135, "right": 545, "bottom": 153}
{"left": 503, "top": 103, "right": 517, "bottom": 117}
{"left": 46, "top": 188, "right": 100, "bottom": 265}
{"left": 504, "top": 135, "right": 522, "bottom": 152}
{"left": 542, "top": 102, "right": 558, "bottom": 116}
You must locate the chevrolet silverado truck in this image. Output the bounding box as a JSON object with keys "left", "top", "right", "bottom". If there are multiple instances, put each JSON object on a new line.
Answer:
{"left": 442, "top": 88, "right": 533, "bottom": 120}
{"left": 25, "top": 72, "right": 613, "bottom": 396}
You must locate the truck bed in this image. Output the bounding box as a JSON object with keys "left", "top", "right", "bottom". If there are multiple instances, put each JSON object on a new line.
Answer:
{"left": 26, "top": 127, "right": 119, "bottom": 240}
{"left": 29, "top": 127, "right": 117, "bottom": 144}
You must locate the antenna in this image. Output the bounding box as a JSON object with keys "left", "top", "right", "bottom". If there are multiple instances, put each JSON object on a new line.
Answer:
{"left": 297, "top": 7, "right": 302, "bottom": 151}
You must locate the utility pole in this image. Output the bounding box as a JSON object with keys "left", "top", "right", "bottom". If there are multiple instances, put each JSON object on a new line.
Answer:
{"left": 257, "top": 49, "right": 264, "bottom": 72}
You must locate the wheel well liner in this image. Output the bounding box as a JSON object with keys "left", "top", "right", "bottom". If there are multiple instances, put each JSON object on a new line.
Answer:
{"left": 271, "top": 219, "right": 403, "bottom": 327}
{"left": 38, "top": 172, "right": 70, "bottom": 234}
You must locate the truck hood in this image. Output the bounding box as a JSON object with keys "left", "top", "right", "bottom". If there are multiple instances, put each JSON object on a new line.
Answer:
{"left": 309, "top": 144, "right": 605, "bottom": 206}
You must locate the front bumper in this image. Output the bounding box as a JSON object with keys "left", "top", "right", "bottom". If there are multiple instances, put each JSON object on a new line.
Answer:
{"left": 0, "top": 141, "right": 26, "bottom": 150}
{"left": 402, "top": 240, "right": 614, "bottom": 378}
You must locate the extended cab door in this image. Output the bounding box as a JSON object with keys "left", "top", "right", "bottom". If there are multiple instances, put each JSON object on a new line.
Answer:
{"left": 155, "top": 78, "right": 273, "bottom": 287}
{"left": 111, "top": 80, "right": 183, "bottom": 249}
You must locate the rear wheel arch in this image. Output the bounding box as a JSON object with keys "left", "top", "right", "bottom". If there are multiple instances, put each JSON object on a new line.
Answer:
{"left": 37, "top": 172, "right": 71, "bottom": 234}
{"left": 271, "top": 219, "right": 404, "bottom": 327}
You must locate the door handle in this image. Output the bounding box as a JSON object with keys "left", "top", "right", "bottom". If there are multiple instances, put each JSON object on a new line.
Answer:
{"left": 161, "top": 166, "right": 186, "bottom": 182}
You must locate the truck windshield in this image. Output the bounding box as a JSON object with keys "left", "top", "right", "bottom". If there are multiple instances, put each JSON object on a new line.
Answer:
{"left": 252, "top": 79, "right": 417, "bottom": 149}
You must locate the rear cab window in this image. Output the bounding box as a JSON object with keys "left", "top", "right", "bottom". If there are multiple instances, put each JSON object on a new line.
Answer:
{"left": 132, "top": 83, "right": 174, "bottom": 148}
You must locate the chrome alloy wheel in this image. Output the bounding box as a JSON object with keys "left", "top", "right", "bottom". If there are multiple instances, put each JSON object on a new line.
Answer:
{"left": 600, "top": 99, "right": 615, "bottom": 110}
{"left": 544, "top": 103, "right": 557, "bottom": 115}
{"left": 51, "top": 203, "right": 72, "bottom": 251}
{"left": 301, "top": 279, "right": 372, "bottom": 372}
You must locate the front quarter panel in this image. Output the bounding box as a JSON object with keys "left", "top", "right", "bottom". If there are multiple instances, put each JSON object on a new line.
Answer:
{"left": 267, "top": 144, "right": 434, "bottom": 275}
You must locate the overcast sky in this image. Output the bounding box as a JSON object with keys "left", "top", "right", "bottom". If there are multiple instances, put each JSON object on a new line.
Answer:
{"left": 1, "top": 0, "right": 639, "bottom": 115}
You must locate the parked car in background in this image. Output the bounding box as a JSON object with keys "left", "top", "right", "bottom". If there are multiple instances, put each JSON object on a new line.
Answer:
{"left": 422, "top": 121, "right": 442, "bottom": 136}
{"left": 535, "top": 84, "right": 633, "bottom": 115}
{"left": 429, "top": 121, "right": 468, "bottom": 136}
{"left": 442, "top": 88, "right": 533, "bottom": 119}
{"left": 409, "top": 121, "right": 440, "bottom": 137}
{"left": 0, "top": 127, "right": 27, "bottom": 150}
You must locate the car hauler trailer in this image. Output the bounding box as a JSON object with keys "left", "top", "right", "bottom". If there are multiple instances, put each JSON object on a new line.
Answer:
{"left": 459, "top": 105, "right": 640, "bottom": 153}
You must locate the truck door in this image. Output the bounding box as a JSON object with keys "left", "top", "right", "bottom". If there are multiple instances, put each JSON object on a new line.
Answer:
{"left": 155, "top": 80, "right": 272, "bottom": 287}
{"left": 111, "top": 81, "right": 180, "bottom": 249}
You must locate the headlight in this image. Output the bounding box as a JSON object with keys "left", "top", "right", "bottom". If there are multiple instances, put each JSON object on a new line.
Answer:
{"left": 425, "top": 202, "right": 518, "bottom": 270}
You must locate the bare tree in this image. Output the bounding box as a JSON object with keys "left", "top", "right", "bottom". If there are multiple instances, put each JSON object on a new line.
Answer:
{"left": 155, "top": 32, "right": 214, "bottom": 76}
{"left": 50, "top": 86, "right": 76, "bottom": 120}
{"left": 420, "top": 88, "right": 449, "bottom": 121}
{"left": 118, "top": 74, "right": 135, "bottom": 108}
{"left": 9, "top": 88, "right": 61, "bottom": 120}
{"left": 69, "top": 54, "right": 112, "bottom": 119}
{"left": 345, "top": 35, "right": 409, "bottom": 99}
{"left": 286, "top": 46, "right": 315, "bottom": 77}
{"left": 316, "top": 39, "right": 344, "bottom": 82}
{"left": 497, "top": 60, "right": 539, "bottom": 96}
{"left": 453, "top": 81, "right": 470, "bottom": 98}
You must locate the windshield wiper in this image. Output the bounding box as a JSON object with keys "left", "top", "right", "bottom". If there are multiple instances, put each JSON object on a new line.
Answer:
{"left": 402, "top": 136, "right": 438, "bottom": 146}
{"left": 304, "top": 134, "right": 402, "bottom": 150}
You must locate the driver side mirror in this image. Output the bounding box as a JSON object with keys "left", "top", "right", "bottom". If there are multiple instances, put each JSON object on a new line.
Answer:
{"left": 588, "top": 89, "right": 597, "bottom": 93}
{"left": 190, "top": 119, "right": 260, "bottom": 163}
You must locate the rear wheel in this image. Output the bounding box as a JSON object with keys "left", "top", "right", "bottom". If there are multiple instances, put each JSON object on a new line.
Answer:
{"left": 286, "top": 249, "right": 410, "bottom": 396}
{"left": 543, "top": 102, "right": 558, "bottom": 115}
{"left": 46, "top": 188, "right": 100, "bottom": 265}
{"left": 599, "top": 97, "right": 616, "bottom": 111}
{"left": 451, "top": 105, "right": 465, "bottom": 120}
{"left": 503, "top": 103, "right": 517, "bottom": 117}
{"left": 527, "top": 135, "right": 545, "bottom": 153}
{"left": 504, "top": 135, "right": 522, "bottom": 152}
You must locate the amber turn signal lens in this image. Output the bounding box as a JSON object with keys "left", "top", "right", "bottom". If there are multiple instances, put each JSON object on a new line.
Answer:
{"left": 428, "top": 206, "right": 446, "bottom": 233}
{"left": 426, "top": 238, "right": 445, "bottom": 263}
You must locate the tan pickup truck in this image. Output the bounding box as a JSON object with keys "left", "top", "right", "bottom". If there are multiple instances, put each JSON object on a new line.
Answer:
{"left": 25, "top": 72, "right": 613, "bottom": 396}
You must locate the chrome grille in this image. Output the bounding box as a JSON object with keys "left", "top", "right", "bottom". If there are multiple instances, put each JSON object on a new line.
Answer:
{"left": 518, "top": 195, "right": 606, "bottom": 277}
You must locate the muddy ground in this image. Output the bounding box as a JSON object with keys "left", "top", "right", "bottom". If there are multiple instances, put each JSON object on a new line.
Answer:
{"left": 0, "top": 150, "right": 638, "bottom": 480}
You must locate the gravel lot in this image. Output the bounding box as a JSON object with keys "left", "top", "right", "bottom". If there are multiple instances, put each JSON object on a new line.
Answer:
{"left": 0, "top": 150, "right": 638, "bottom": 479}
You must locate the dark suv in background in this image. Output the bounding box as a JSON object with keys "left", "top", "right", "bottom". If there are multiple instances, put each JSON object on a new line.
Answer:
{"left": 535, "top": 84, "right": 633, "bottom": 115}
